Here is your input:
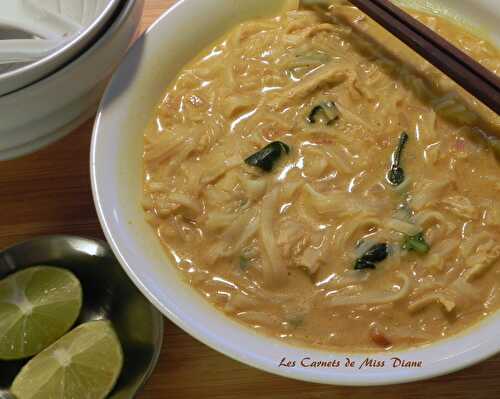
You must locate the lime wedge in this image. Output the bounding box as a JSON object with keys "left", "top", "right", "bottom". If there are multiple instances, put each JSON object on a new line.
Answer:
{"left": 0, "top": 266, "right": 82, "bottom": 360}
{"left": 11, "top": 320, "right": 124, "bottom": 399}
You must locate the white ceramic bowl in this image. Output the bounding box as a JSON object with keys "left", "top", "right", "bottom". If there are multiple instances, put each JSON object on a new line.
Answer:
{"left": 0, "top": 0, "right": 143, "bottom": 161}
{"left": 91, "top": 0, "right": 500, "bottom": 385}
{"left": 0, "top": 0, "right": 122, "bottom": 96}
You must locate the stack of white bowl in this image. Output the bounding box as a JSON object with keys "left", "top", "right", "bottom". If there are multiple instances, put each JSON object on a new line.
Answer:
{"left": 0, "top": 0, "right": 144, "bottom": 160}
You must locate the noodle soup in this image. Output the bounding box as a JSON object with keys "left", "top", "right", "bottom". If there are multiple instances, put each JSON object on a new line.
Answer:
{"left": 142, "top": 0, "right": 500, "bottom": 351}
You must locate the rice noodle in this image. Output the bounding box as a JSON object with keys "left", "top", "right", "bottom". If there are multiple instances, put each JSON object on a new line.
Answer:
{"left": 326, "top": 272, "right": 411, "bottom": 307}
{"left": 386, "top": 218, "right": 421, "bottom": 236}
{"left": 259, "top": 188, "right": 288, "bottom": 286}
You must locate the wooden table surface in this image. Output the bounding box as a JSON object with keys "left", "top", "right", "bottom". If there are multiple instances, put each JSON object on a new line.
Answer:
{"left": 1, "top": 1, "right": 499, "bottom": 398}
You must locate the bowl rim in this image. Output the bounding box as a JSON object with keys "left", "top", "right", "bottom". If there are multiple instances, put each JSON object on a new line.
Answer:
{"left": 91, "top": 0, "right": 500, "bottom": 386}
{"left": 0, "top": 0, "right": 122, "bottom": 96}
{"left": 0, "top": 0, "right": 139, "bottom": 102}
{"left": 0, "top": 0, "right": 143, "bottom": 162}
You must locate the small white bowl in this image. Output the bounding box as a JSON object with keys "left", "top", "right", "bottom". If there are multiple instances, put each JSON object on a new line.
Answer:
{"left": 0, "top": 0, "right": 143, "bottom": 161}
{"left": 91, "top": 0, "right": 500, "bottom": 385}
{"left": 0, "top": 0, "right": 122, "bottom": 96}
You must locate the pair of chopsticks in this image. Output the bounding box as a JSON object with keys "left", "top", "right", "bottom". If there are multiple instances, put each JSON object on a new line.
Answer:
{"left": 348, "top": 0, "right": 500, "bottom": 115}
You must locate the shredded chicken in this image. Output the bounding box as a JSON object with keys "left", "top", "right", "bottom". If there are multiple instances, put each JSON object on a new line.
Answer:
{"left": 442, "top": 195, "right": 477, "bottom": 219}
{"left": 272, "top": 64, "right": 348, "bottom": 108}
{"left": 277, "top": 219, "right": 308, "bottom": 257}
{"left": 295, "top": 247, "right": 322, "bottom": 274}
{"left": 409, "top": 293, "right": 456, "bottom": 313}
{"left": 464, "top": 241, "right": 500, "bottom": 281}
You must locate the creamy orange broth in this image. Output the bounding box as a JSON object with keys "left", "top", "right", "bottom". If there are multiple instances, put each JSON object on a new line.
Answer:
{"left": 142, "top": 1, "right": 500, "bottom": 351}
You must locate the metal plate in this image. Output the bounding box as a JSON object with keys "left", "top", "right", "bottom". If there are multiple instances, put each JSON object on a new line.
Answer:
{"left": 0, "top": 235, "right": 164, "bottom": 399}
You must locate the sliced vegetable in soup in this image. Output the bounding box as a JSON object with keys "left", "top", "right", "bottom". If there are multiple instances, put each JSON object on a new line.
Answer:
{"left": 142, "top": 0, "right": 500, "bottom": 351}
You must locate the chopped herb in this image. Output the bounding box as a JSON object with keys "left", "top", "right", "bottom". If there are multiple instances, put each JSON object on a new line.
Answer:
{"left": 388, "top": 167, "right": 405, "bottom": 186}
{"left": 387, "top": 132, "right": 409, "bottom": 186}
{"left": 355, "top": 258, "right": 377, "bottom": 270}
{"left": 307, "top": 101, "right": 339, "bottom": 125}
{"left": 244, "top": 141, "right": 290, "bottom": 172}
{"left": 239, "top": 255, "right": 250, "bottom": 270}
{"left": 403, "top": 233, "right": 430, "bottom": 254}
{"left": 354, "top": 243, "right": 389, "bottom": 270}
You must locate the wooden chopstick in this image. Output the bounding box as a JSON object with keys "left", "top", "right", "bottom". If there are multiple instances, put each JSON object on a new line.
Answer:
{"left": 348, "top": 0, "right": 500, "bottom": 115}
